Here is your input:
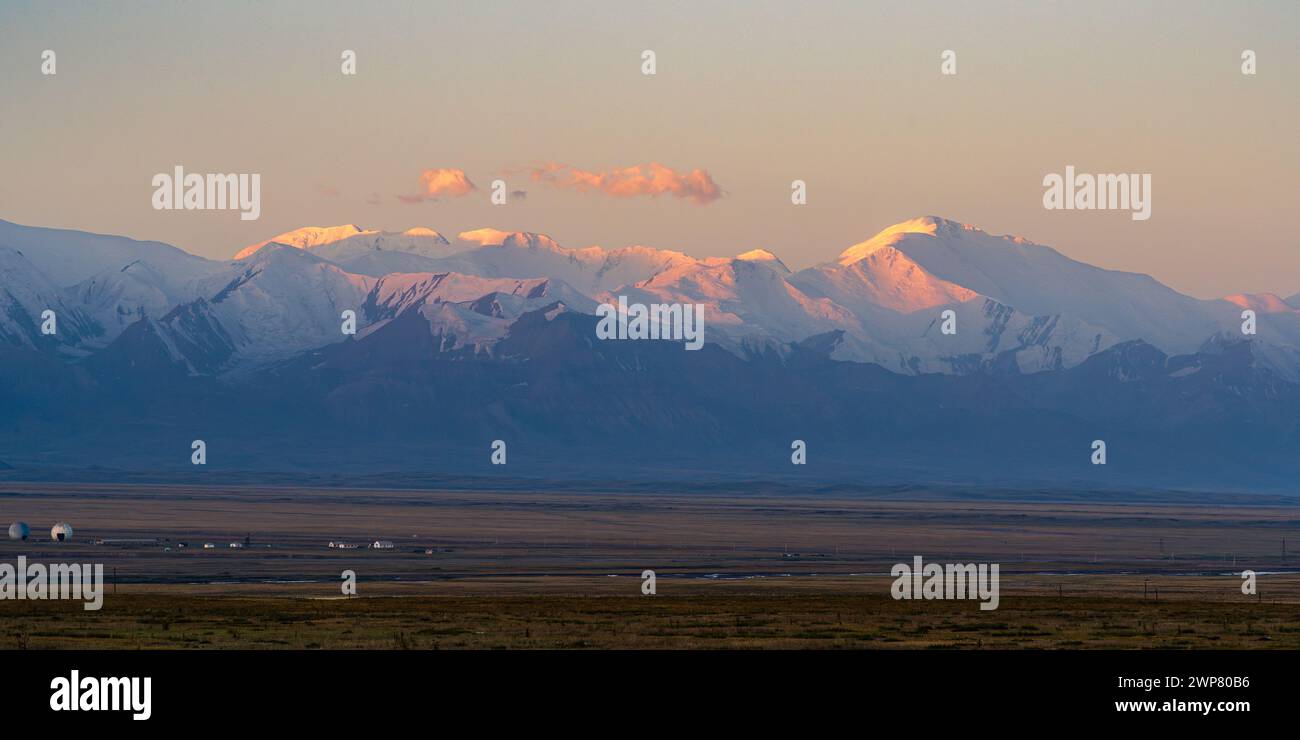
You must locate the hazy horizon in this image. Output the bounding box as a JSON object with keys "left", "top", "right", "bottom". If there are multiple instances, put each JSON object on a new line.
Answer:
{"left": 2, "top": 0, "right": 1297, "bottom": 299}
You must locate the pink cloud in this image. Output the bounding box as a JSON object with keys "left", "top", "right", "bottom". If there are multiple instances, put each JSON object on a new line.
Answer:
{"left": 524, "top": 162, "right": 722, "bottom": 205}
{"left": 401, "top": 168, "right": 477, "bottom": 203}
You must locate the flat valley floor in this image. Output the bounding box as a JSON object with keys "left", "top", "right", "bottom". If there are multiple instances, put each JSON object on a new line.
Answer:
{"left": 2, "top": 481, "right": 1299, "bottom": 649}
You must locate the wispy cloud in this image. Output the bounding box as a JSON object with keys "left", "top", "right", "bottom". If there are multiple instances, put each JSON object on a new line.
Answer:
{"left": 522, "top": 162, "right": 722, "bottom": 205}
{"left": 400, "top": 168, "right": 477, "bottom": 203}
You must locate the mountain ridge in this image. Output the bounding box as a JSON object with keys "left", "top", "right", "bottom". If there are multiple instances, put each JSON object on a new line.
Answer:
{"left": 3, "top": 212, "right": 1299, "bottom": 489}
{"left": 5, "top": 215, "right": 1298, "bottom": 381}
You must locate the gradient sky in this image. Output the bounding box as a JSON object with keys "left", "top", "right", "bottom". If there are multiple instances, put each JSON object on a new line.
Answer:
{"left": 1, "top": 0, "right": 1296, "bottom": 298}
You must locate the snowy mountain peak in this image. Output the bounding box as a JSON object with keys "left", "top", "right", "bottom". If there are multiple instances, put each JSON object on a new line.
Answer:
{"left": 1224, "top": 293, "right": 1300, "bottom": 314}
{"left": 244, "top": 240, "right": 327, "bottom": 264}
{"left": 894, "top": 215, "right": 970, "bottom": 235}
{"left": 791, "top": 244, "right": 979, "bottom": 314}
{"left": 735, "top": 249, "right": 790, "bottom": 273}
{"left": 0, "top": 245, "right": 100, "bottom": 348}
{"left": 837, "top": 216, "right": 995, "bottom": 265}
{"left": 0, "top": 218, "right": 221, "bottom": 287}
{"left": 235, "top": 225, "right": 365, "bottom": 259}
{"left": 235, "top": 225, "right": 465, "bottom": 275}
{"left": 401, "top": 227, "right": 447, "bottom": 241}
{"left": 456, "top": 228, "right": 562, "bottom": 251}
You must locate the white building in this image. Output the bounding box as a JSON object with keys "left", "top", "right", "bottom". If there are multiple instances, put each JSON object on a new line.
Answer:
{"left": 371, "top": 540, "right": 394, "bottom": 549}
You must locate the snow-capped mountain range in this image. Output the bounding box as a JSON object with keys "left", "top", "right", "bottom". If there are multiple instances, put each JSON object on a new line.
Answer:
{"left": 3, "top": 216, "right": 1297, "bottom": 379}
{"left": 5, "top": 215, "right": 1300, "bottom": 487}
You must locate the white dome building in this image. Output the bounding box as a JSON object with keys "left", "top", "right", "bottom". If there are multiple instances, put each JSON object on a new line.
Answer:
{"left": 50, "top": 522, "right": 73, "bottom": 542}
{"left": 7, "top": 522, "right": 29, "bottom": 541}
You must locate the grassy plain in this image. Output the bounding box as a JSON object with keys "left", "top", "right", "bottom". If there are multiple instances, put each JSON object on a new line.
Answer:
{"left": 2, "top": 481, "right": 1298, "bottom": 649}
